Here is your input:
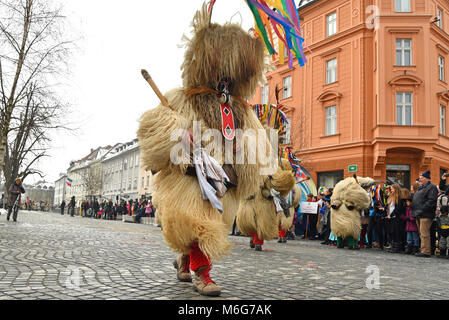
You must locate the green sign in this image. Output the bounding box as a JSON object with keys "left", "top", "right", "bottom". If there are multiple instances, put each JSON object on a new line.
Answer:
{"left": 348, "top": 165, "right": 358, "bottom": 173}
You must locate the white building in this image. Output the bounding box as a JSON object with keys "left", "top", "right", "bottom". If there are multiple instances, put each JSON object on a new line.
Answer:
{"left": 66, "top": 145, "right": 117, "bottom": 206}
{"left": 54, "top": 173, "right": 67, "bottom": 208}
{"left": 102, "top": 139, "right": 140, "bottom": 203}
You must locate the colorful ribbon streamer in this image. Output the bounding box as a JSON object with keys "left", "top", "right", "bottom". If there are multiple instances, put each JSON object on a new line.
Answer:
{"left": 245, "top": 0, "right": 307, "bottom": 68}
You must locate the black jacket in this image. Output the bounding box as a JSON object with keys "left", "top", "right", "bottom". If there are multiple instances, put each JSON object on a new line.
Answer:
{"left": 411, "top": 182, "right": 438, "bottom": 219}
{"left": 389, "top": 198, "right": 406, "bottom": 219}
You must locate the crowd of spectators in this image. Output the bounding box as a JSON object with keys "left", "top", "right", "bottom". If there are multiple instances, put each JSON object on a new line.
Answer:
{"left": 297, "top": 170, "right": 449, "bottom": 258}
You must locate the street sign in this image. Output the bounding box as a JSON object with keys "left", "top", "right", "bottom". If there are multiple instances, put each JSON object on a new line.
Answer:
{"left": 348, "top": 165, "right": 358, "bottom": 173}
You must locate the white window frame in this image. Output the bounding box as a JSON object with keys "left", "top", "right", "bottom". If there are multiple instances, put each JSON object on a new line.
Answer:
{"left": 283, "top": 76, "right": 292, "bottom": 99}
{"left": 396, "top": 92, "right": 413, "bottom": 126}
{"left": 261, "top": 84, "right": 269, "bottom": 104}
{"left": 395, "top": 0, "right": 411, "bottom": 13}
{"left": 280, "top": 118, "right": 291, "bottom": 145}
{"left": 441, "top": 105, "right": 446, "bottom": 135}
{"left": 439, "top": 55, "right": 445, "bottom": 82}
{"left": 396, "top": 39, "right": 412, "bottom": 66}
{"left": 437, "top": 8, "right": 443, "bottom": 29}
{"left": 325, "top": 106, "right": 337, "bottom": 136}
{"left": 326, "top": 12, "right": 337, "bottom": 37}
{"left": 326, "top": 58, "right": 337, "bottom": 84}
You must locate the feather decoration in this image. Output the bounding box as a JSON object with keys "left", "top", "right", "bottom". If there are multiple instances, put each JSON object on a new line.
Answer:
{"left": 245, "top": 0, "right": 306, "bottom": 68}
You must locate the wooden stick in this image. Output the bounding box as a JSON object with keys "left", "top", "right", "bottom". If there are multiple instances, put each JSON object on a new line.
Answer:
{"left": 141, "top": 69, "right": 171, "bottom": 109}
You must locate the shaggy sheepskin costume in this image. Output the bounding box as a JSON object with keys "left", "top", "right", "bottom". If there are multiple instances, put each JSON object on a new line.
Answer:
{"left": 278, "top": 184, "right": 301, "bottom": 242}
{"left": 237, "top": 170, "right": 296, "bottom": 250}
{"left": 137, "top": 3, "right": 290, "bottom": 296}
{"left": 330, "top": 176, "right": 374, "bottom": 249}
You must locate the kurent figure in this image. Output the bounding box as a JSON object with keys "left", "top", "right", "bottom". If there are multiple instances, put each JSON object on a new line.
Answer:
{"left": 237, "top": 170, "right": 296, "bottom": 251}
{"left": 278, "top": 184, "right": 301, "bottom": 243}
{"left": 137, "top": 3, "right": 293, "bottom": 296}
{"left": 330, "top": 176, "right": 374, "bottom": 250}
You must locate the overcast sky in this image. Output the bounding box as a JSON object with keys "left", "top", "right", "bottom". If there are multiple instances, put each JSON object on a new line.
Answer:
{"left": 37, "top": 0, "right": 255, "bottom": 184}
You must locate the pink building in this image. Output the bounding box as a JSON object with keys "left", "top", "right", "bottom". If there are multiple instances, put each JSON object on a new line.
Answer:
{"left": 250, "top": 0, "right": 449, "bottom": 189}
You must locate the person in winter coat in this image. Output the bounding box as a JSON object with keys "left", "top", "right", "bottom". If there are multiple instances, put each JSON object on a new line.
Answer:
{"left": 7, "top": 178, "right": 26, "bottom": 222}
{"left": 412, "top": 170, "right": 438, "bottom": 257}
{"left": 60, "top": 200, "right": 66, "bottom": 215}
{"left": 402, "top": 196, "right": 420, "bottom": 254}
{"left": 436, "top": 189, "right": 449, "bottom": 258}
{"left": 92, "top": 199, "right": 100, "bottom": 219}
{"left": 386, "top": 184, "right": 406, "bottom": 253}
{"left": 69, "top": 196, "right": 76, "bottom": 217}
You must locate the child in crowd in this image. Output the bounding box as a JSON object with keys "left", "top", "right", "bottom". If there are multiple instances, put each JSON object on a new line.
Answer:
{"left": 402, "top": 197, "right": 420, "bottom": 254}
{"left": 437, "top": 199, "right": 449, "bottom": 258}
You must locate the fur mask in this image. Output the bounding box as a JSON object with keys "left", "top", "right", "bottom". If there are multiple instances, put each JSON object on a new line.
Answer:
{"left": 181, "top": 3, "right": 266, "bottom": 100}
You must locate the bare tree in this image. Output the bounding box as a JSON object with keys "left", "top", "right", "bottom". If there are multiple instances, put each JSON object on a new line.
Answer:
{"left": 0, "top": 0, "right": 75, "bottom": 189}
{"left": 80, "top": 162, "right": 103, "bottom": 201}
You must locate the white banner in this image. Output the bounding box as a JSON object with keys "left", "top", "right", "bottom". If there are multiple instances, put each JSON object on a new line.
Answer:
{"left": 300, "top": 202, "right": 319, "bottom": 214}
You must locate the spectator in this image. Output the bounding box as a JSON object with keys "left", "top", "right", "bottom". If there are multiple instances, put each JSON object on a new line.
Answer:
{"left": 92, "top": 199, "right": 100, "bottom": 219}
{"left": 105, "top": 200, "right": 113, "bottom": 220}
{"left": 7, "top": 178, "right": 26, "bottom": 222}
{"left": 386, "top": 184, "right": 406, "bottom": 253}
{"left": 69, "top": 196, "right": 76, "bottom": 217}
{"left": 60, "top": 200, "right": 66, "bottom": 215}
{"left": 412, "top": 170, "right": 438, "bottom": 258}
{"left": 320, "top": 196, "right": 332, "bottom": 245}
{"left": 437, "top": 207, "right": 449, "bottom": 258}
{"left": 303, "top": 194, "right": 318, "bottom": 240}
{"left": 402, "top": 194, "right": 419, "bottom": 254}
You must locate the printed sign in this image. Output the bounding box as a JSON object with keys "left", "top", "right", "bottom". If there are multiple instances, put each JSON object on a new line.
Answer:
{"left": 300, "top": 202, "right": 319, "bottom": 214}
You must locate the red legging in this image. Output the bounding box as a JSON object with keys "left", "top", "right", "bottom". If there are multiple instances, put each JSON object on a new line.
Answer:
{"left": 189, "top": 241, "right": 213, "bottom": 283}
{"left": 249, "top": 232, "right": 264, "bottom": 245}
{"left": 278, "top": 227, "right": 287, "bottom": 238}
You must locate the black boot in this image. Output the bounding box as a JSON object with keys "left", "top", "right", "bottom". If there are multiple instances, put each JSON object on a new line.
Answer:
{"left": 405, "top": 245, "right": 413, "bottom": 254}
{"left": 250, "top": 238, "right": 255, "bottom": 249}
{"left": 438, "top": 248, "right": 447, "bottom": 258}
{"left": 388, "top": 242, "right": 401, "bottom": 253}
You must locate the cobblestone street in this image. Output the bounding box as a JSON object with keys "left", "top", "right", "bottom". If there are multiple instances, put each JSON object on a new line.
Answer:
{"left": 0, "top": 210, "right": 448, "bottom": 301}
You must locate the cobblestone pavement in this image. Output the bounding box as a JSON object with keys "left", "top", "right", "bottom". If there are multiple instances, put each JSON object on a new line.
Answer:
{"left": 0, "top": 210, "right": 448, "bottom": 301}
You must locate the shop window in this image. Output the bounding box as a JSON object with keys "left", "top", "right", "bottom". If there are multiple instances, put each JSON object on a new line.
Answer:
{"left": 318, "top": 170, "right": 344, "bottom": 188}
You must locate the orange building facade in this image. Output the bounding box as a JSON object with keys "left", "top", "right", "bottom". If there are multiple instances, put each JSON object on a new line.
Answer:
{"left": 250, "top": 0, "right": 449, "bottom": 189}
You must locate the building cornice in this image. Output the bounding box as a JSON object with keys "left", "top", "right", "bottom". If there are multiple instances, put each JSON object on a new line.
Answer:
{"left": 386, "top": 27, "right": 421, "bottom": 34}
{"left": 305, "top": 23, "right": 367, "bottom": 54}
{"left": 437, "top": 43, "right": 449, "bottom": 54}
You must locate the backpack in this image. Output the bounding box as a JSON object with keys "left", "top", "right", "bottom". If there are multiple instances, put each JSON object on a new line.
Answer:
{"left": 439, "top": 194, "right": 449, "bottom": 214}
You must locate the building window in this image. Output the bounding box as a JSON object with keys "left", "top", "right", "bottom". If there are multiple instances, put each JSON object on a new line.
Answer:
{"left": 441, "top": 105, "right": 446, "bottom": 135}
{"left": 318, "top": 170, "right": 344, "bottom": 188}
{"left": 325, "top": 106, "right": 337, "bottom": 136}
{"left": 395, "top": 0, "right": 411, "bottom": 12}
{"left": 141, "top": 177, "right": 145, "bottom": 188}
{"left": 261, "top": 84, "right": 269, "bottom": 104}
{"left": 396, "top": 39, "right": 412, "bottom": 66}
{"left": 437, "top": 8, "right": 443, "bottom": 29}
{"left": 129, "top": 156, "right": 133, "bottom": 169}
{"left": 439, "top": 56, "right": 445, "bottom": 82}
{"left": 326, "top": 12, "right": 337, "bottom": 37}
{"left": 135, "top": 154, "right": 140, "bottom": 167}
{"left": 396, "top": 92, "right": 413, "bottom": 126}
{"left": 326, "top": 58, "right": 337, "bottom": 84}
{"left": 146, "top": 176, "right": 150, "bottom": 188}
{"left": 280, "top": 117, "right": 291, "bottom": 145}
{"left": 283, "top": 76, "right": 292, "bottom": 99}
